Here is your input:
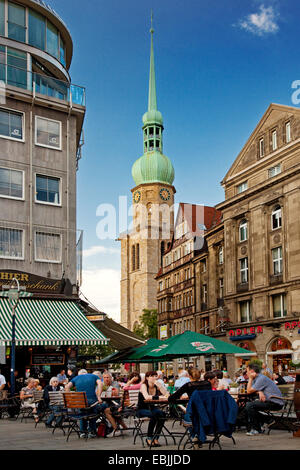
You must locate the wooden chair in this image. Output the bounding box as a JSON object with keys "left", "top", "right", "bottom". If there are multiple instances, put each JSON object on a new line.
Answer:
{"left": 62, "top": 392, "right": 99, "bottom": 441}
{"left": 48, "top": 391, "right": 66, "bottom": 434}
{"left": 263, "top": 386, "right": 296, "bottom": 434}
{"left": 18, "top": 390, "right": 43, "bottom": 423}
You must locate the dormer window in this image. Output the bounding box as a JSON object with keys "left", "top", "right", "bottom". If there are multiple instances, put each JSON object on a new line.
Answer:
{"left": 259, "top": 138, "right": 264, "bottom": 157}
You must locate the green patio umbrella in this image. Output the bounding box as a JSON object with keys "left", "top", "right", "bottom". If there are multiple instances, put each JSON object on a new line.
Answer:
{"left": 98, "top": 338, "right": 163, "bottom": 364}
{"left": 140, "top": 331, "right": 250, "bottom": 361}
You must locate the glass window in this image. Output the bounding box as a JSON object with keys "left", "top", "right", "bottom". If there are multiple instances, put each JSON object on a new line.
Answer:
{"left": 269, "top": 164, "right": 281, "bottom": 178}
{"left": 259, "top": 138, "right": 264, "bottom": 157}
{"left": 8, "top": 2, "right": 26, "bottom": 43}
{"left": 272, "top": 246, "right": 282, "bottom": 275}
{"left": 36, "top": 117, "right": 61, "bottom": 149}
{"left": 240, "top": 257, "right": 248, "bottom": 283}
{"left": 36, "top": 175, "right": 60, "bottom": 204}
{"left": 286, "top": 122, "right": 291, "bottom": 143}
{"left": 0, "top": 0, "right": 5, "bottom": 36}
{"left": 0, "top": 108, "right": 23, "bottom": 140}
{"left": 237, "top": 181, "right": 248, "bottom": 194}
{"left": 35, "top": 232, "right": 61, "bottom": 262}
{"left": 0, "top": 227, "right": 23, "bottom": 259}
{"left": 273, "top": 294, "right": 287, "bottom": 318}
{"left": 46, "top": 21, "right": 59, "bottom": 58}
{"left": 0, "top": 45, "right": 5, "bottom": 82}
{"left": 219, "top": 246, "right": 224, "bottom": 265}
{"left": 0, "top": 167, "right": 23, "bottom": 198}
{"left": 272, "top": 130, "right": 277, "bottom": 151}
{"left": 239, "top": 219, "right": 248, "bottom": 242}
{"left": 7, "top": 48, "right": 27, "bottom": 89}
{"left": 219, "top": 278, "right": 224, "bottom": 298}
{"left": 29, "top": 9, "right": 46, "bottom": 50}
{"left": 59, "top": 37, "right": 66, "bottom": 66}
{"left": 240, "top": 301, "right": 252, "bottom": 323}
{"left": 272, "top": 205, "right": 282, "bottom": 230}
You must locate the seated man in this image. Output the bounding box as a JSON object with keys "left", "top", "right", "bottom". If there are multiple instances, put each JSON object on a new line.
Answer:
{"left": 65, "top": 369, "right": 113, "bottom": 438}
{"left": 245, "top": 362, "right": 284, "bottom": 436}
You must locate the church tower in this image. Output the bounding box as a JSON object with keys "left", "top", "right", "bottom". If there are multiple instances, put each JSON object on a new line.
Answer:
{"left": 120, "top": 19, "right": 176, "bottom": 330}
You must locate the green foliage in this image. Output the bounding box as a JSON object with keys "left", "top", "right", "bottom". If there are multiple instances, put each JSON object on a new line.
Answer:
{"left": 133, "top": 309, "right": 158, "bottom": 340}
{"left": 78, "top": 343, "right": 115, "bottom": 360}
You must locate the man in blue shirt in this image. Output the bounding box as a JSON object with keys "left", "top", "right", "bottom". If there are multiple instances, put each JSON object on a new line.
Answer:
{"left": 245, "top": 363, "right": 284, "bottom": 436}
{"left": 65, "top": 369, "right": 112, "bottom": 438}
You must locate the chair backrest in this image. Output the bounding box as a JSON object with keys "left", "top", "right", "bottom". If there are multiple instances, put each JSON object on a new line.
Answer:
{"left": 63, "top": 392, "right": 88, "bottom": 409}
{"left": 33, "top": 390, "right": 44, "bottom": 401}
{"left": 49, "top": 391, "right": 64, "bottom": 407}
{"left": 278, "top": 384, "right": 294, "bottom": 399}
{"left": 128, "top": 390, "right": 139, "bottom": 407}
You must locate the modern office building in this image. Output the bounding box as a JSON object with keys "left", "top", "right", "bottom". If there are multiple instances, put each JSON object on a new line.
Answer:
{"left": 0, "top": 0, "right": 85, "bottom": 287}
{"left": 0, "top": 0, "right": 107, "bottom": 381}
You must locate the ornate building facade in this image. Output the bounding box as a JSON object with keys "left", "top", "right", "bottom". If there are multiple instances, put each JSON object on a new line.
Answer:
{"left": 157, "top": 103, "right": 300, "bottom": 374}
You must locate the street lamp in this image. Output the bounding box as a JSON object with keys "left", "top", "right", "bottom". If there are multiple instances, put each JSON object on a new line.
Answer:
{"left": 2, "top": 278, "right": 26, "bottom": 396}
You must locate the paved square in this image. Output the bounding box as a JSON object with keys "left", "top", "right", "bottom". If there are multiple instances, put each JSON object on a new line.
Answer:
{"left": 0, "top": 418, "right": 299, "bottom": 451}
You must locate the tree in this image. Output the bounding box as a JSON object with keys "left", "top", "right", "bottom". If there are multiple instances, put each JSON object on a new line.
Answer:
{"left": 133, "top": 309, "right": 158, "bottom": 339}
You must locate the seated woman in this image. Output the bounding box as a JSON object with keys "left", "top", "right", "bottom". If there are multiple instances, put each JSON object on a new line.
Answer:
{"left": 168, "top": 368, "right": 212, "bottom": 403}
{"left": 168, "top": 368, "right": 212, "bottom": 439}
{"left": 123, "top": 372, "right": 142, "bottom": 391}
{"left": 137, "top": 371, "right": 169, "bottom": 447}
{"left": 43, "top": 377, "right": 64, "bottom": 428}
{"left": 20, "top": 377, "right": 40, "bottom": 423}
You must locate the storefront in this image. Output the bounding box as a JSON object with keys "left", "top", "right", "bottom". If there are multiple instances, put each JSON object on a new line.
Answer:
{"left": 227, "top": 320, "right": 300, "bottom": 374}
{"left": 0, "top": 294, "right": 108, "bottom": 384}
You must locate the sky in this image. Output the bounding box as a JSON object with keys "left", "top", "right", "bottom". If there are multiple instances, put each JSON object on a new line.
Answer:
{"left": 48, "top": 0, "right": 300, "bottom": 322}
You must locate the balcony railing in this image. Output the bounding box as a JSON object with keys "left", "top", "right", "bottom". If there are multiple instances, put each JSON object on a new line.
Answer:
{"left": 0, "top": 63, "right": 85, "bottom": 106}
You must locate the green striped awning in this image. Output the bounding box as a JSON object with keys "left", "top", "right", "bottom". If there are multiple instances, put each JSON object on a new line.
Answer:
{"left": 0, "top": 298, "right": 108, "bottom": 346}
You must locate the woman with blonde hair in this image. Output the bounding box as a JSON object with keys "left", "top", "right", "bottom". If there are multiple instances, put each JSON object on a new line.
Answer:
{"left": 20, "top": 377, "right": 39, "bottom": 422}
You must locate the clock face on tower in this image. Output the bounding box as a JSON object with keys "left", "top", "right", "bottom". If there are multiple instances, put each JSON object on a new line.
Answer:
{"left": 160, "top": 188, "right": 171, "bottom": 201}
{"left": 133, "top": 190, "right": 141, "bottom": 203}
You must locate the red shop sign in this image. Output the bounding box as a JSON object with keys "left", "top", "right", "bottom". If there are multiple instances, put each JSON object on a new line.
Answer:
{"left": 229, "top": 326, "right": 263, "bottom": 337}
{"left": 285, "top": 321, "right": 300, "bottom": 330}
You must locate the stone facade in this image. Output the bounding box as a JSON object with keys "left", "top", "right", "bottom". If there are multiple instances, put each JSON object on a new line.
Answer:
{"left": 120, "top": 182, "right": 175, "bottom": 330}
{"left": 156, "top": 103, "right": 300, "bottom": 375}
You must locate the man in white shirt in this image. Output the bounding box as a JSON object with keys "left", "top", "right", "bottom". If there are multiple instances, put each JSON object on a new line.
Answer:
{"left": 0, "top": 371, "right": 6, "bottom": 390}
{"left": 155, "top": 370, "right": 165, "bottom": 387}
{"left": 174, "top": 370, "right": 190, "bottom": 390}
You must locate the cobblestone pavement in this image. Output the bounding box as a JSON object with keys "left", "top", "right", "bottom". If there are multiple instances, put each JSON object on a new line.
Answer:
{"left": 0, "top": 418, "right": 300, "bottom": 451}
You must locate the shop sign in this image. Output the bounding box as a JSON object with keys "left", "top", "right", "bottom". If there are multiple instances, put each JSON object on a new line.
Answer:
{"left": 229, "top": 326, "right": 263, "bottom": 337}
{"left": 31, "top": 354, "right": 65, "bottom": 365}
{"left": 160, "top": 325, "right": 168, "bottom": 339}
{"left": 285, "top": 321, "right": 300, "bottom": 330}
{"left": 0, "top": 270, "right": 64, "bottom": 294}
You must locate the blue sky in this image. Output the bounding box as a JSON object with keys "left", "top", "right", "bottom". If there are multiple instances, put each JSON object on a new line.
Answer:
{"left": 49, "top": 0, "right": 300, "bottom": 320}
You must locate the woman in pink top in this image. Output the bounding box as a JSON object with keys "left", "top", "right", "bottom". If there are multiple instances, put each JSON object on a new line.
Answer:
{"left": 123, "top": 372, "right": 142, "bottom": 390}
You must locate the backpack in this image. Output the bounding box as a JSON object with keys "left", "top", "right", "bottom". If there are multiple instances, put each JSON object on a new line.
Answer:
{"left": 96, "top": 418, "right": 113, "bottom": 438}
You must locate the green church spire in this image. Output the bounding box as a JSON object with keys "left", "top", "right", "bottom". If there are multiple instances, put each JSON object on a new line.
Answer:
{"left": 132, "top": 15, "right": 175, "bottom": 187}
{"left": 148, "top": 11, "right": 157, "bottom": 112}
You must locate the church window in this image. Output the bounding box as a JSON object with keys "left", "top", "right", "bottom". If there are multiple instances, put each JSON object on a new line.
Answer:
{"left": 132, "top": 245, "right": 136, "bottom": 271}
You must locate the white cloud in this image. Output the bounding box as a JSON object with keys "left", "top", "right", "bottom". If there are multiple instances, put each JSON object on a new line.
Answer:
{"left": 80, "top": 268, "right": 121, "bottom": 323}
{"left": 238, "top": 5, "right": 279, "bottom": 36}
{"left": 82, "top": 245, "right": 120, "bottom": 258}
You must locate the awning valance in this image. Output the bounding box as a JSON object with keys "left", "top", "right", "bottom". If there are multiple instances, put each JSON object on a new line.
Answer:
{"left": 0, "top": 298, "right": 108, "bottom": 346}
